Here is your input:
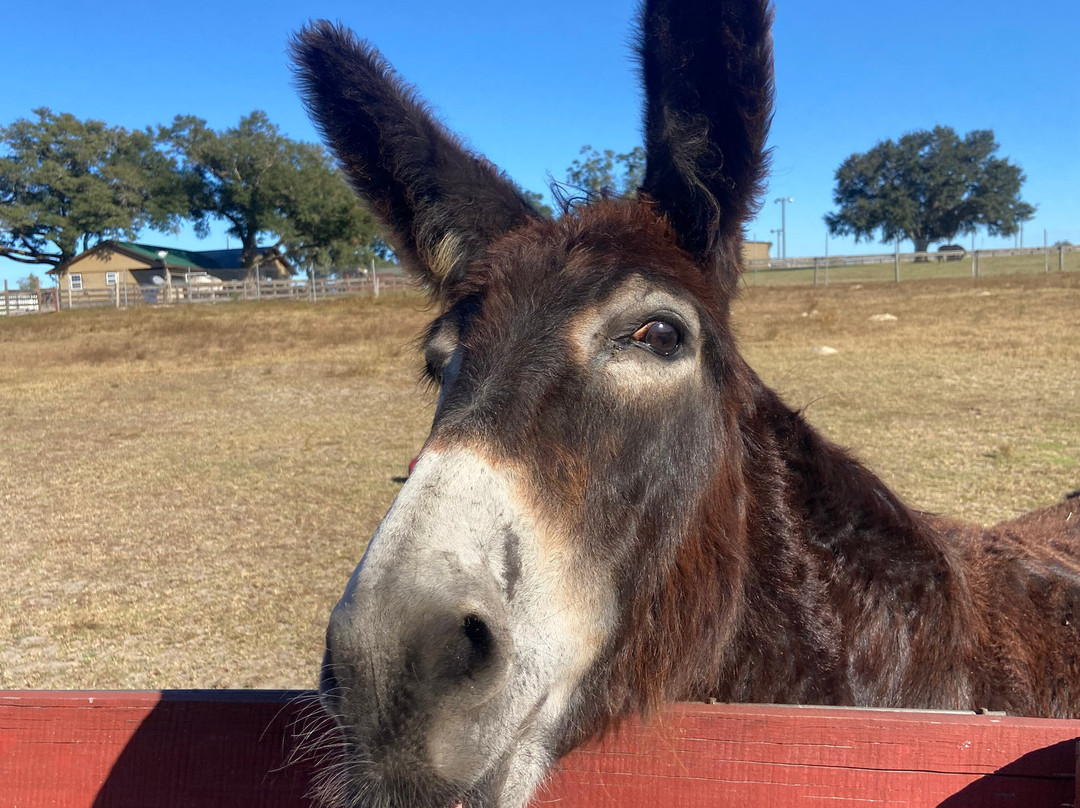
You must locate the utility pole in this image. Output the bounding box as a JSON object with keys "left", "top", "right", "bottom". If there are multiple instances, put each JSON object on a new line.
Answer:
{"left": 774, "top": 197, "right": 793, "bottom": 260}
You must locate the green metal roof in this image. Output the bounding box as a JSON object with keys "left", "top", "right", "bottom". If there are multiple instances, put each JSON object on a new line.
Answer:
{"left": 49, "top": 240, "right": 293, "bottom": 277}
{"left": 115, "top": 242, "right": 210, "bottom": 270}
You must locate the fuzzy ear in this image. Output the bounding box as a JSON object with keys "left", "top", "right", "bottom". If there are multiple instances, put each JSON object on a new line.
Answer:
{"left": 638, "top": 0, "right": 774, "bottom": 296}
{"left": 291, "top": 22, "right": 541, "bottom": 299}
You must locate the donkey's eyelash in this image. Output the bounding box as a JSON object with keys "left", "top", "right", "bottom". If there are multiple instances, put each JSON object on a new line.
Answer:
{"left": 611, "top": 311, "right": 689, "bottom": 341}
{"left": 422, "top": 363, "right": 443, "bottom": 386}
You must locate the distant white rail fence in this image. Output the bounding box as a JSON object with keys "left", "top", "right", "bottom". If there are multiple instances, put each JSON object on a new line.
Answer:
{"left": 745, "top": 243, "right": 1079, "bottom": 286}
{"left": 2, "top": 272, "right": 415, "bottom": 313}
{"left": 3, "top": 245, "right": 1078, "bottom": 314}
{"left": 0, "top": 284, "right": 58, "bottom": 315}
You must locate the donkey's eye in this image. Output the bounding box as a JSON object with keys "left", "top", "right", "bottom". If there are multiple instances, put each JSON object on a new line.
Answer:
{"left": 632, "top": 321, "right": 680, "bottom": 356}
{"left": 424, "top": 341, "right": 455, "bottom": 385}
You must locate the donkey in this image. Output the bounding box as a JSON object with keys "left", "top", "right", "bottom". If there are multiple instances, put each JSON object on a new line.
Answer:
{"left": 292, "top": 1, "right": 1080, "bottom": 806}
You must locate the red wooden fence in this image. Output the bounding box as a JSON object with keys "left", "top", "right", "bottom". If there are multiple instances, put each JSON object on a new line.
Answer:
{"left": 2, "top": 691, "right": 1079, "bottom": 807}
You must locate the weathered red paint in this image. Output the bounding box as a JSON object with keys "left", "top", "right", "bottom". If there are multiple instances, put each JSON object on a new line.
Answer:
{"left": 0, "top": 690, "right": 320, "bottom": 807}
{"left": 540, "top": 703, "right": 1080, "bottom": 808}
{"left": 2, "top": 691, "right": 1078, "bottom": 807}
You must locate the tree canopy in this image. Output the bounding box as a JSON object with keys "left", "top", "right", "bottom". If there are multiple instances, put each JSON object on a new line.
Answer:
{"left": 521, "top": 189, "right": 554, "bottom": 218}
{"left": 0, "top": 108, "right": 185, "bottom": 267}
{"left": 277, "top": 150, "right": 389, "bottom": 275}
{"left": 164, "top": 111, "right": 381, "bottom": 274}
{"left": 824, "top": 126, "right": 1035, "bottom": 253}
{"left": 565, "top": 145, "right": 645, "bottom": 197}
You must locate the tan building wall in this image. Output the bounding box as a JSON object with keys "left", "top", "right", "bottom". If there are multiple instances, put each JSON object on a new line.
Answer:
{"left": 255, "top": 257, "right": 292, "bottom": 279}
{"left": 50, "top": 244, "right": 293, "bottom": 293}
{"left": 54, "top": 250, "right": 150, "bottom": 293}
{"left": 742, "top": 241, "right": 771, "bottom": 263}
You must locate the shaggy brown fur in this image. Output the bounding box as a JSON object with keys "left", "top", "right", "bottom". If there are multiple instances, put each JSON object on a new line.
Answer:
{"left": 292, "top": 0, "right": 1080, "bottom": 805}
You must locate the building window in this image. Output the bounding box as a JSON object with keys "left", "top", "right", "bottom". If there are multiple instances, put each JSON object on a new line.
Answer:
{"left": 105, "top": 271, "right": 118, "bottom": 286}
{"left": 69, "top": 273, "right": 83, "bottom": 291}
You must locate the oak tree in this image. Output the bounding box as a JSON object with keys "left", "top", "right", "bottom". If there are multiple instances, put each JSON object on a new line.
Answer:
{"left": 824, "top": 126, "right": 1035, "bottom": 254}
{"left": 165, "top": 111, "right": 381, "bottom": 274}
{"left": 0, "top": 109, "right": 184, "bottom": 267}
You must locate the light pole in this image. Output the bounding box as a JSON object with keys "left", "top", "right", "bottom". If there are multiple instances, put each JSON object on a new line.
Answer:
{"left": 157, "top": 250, "right": 171, "bottom": 303}
{"left": 770, "top": 229, "right": 783, "bottom": 264}
{"left": 774, "top": 197, "right": 793, "bottom": 260}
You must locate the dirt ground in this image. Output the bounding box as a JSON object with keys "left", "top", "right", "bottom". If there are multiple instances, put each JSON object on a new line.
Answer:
{"left": 1, "top": 273, "right": 1077, "bottom": 690}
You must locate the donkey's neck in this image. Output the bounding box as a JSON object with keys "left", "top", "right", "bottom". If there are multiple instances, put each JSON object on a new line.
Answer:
{"left": 714, "top": 381, "right": 975, "bottom": 709}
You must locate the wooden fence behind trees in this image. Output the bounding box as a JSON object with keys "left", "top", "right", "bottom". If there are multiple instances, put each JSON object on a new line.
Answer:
{"left": 0, "top": 273, "right": 415, "bottom": 313}
{"left": 3, "top": 244, "right": 1078, "bottom": 315}
{"left": 744, "top": 243, "right": 1080, "bottom": 287}
{"left": 0, "top": 281, "right": 58, "bottom": 315}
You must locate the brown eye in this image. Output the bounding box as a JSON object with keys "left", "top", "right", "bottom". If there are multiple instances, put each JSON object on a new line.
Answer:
{"left": 632, "top": 320, "right": 680, "bottom": 356}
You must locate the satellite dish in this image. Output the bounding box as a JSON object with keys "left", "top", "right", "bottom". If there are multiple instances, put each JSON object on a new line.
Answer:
{"left": 151, "top": 275, "right": 165, "bottom": 286}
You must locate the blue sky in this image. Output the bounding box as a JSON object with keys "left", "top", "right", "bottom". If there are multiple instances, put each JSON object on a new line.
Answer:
{"left": 3, "top": 0, "right": 1078, "bottom": 287}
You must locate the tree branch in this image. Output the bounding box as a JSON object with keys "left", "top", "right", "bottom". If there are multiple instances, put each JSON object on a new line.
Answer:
{"left": 0, "top": 246, "right": 61, "bottom": 266}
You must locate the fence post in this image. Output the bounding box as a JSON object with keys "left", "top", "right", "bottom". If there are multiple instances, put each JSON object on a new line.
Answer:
{"left": 893, "top": 241, "right": 900, "bottom": 283}
{"left": 3, "top": 279, "right": 9, "bottom": 317}
{"left": 1045, "top": 230, "right": 1049, "bottom": 273}
{"left": 824, "top": 237, "right": 829, "bottom": 286}
{"left": 1060, "top": 245, "right": 1065, "bottom": 273}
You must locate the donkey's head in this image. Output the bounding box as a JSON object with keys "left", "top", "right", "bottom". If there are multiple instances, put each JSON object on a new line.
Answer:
{"left": 293, "top": 1, "right": 773, "bottom": 805}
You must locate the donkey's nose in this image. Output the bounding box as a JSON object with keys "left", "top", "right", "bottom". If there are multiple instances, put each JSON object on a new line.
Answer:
{"left": 322, "top": 590, "right": 513, "bottom": 723}
{"left": 430, "top": 612, "right": 497, "bottom": 680}
{"left": 413, "top": 607, "right": 510, "bottom": 706}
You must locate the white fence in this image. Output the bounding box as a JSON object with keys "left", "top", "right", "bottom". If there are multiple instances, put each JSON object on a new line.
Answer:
{"left": 0, "top": 285, "right": 58, "bottom": 315}
{"left": 7, "top": 272, "right": 415, "bottom": 312}
{"left": 4, "top": 244, "right": 1078, "bottom": 315}
{"left": 743, "top": 243, "right": 1079, "bottom": 285}
{"left": 748, "top": 244, "right": 1078, "bottom": 272}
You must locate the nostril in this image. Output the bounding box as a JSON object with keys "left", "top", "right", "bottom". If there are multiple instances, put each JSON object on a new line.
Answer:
{"left": 462, "top": 613, "right": 493, "bottom": 672}
{"left": 421, "top": 608, "right": 507, "bottom": 690}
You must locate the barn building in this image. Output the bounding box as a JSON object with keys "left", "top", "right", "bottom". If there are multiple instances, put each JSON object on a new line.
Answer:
{"left": 46, "top": 241, "right": 294, "bottom": 298}
{"left": 742, "top": 240, "right": 772, "bottom": 263}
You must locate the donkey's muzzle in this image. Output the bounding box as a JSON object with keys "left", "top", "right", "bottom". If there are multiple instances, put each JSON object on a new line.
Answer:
{"left": 317, "top": 449, "right": 527, "bottom": 800}
{"left": 319, "top": 590, "right": 512, "bottom": 753}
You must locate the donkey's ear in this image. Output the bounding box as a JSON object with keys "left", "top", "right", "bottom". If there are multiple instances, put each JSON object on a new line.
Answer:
{"left": 638, "top": 0, "right": 774, "bottom": 295}
{"left": 291, "top": 22, "right": 541, "bottom": 300}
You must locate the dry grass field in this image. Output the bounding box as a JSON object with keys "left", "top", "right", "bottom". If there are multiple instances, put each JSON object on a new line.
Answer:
{"left": 1, "top": 272, "right": 1078, "bottom": 691}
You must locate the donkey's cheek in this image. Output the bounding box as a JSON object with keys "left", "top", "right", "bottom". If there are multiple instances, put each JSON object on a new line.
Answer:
{"left": 507, "top": 503, "right": 619, "bottom": 687}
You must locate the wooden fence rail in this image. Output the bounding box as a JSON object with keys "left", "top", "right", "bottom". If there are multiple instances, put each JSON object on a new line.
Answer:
{"left": 3, "top": 691, "right": 1080, "bottom": 807}
{"left": 749, "top": 243, "right": 1080, "bottom": 271}
{"left": 44, "top": 274, "right": 417, "bottom": 311}
{"left": 6, "top": 244, "right": 1079, "bottom": 315}
{"left": 0, "top": 283, "right": 57, "bottom": 315}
